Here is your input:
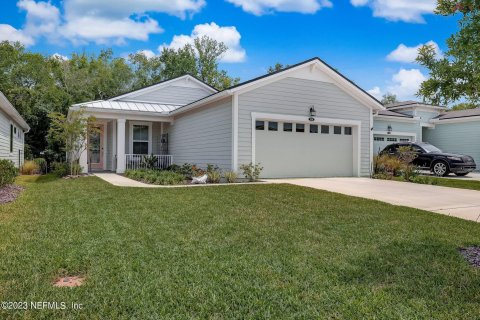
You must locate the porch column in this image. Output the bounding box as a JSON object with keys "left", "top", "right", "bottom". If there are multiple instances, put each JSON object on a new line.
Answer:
{"left": 116, "top": 118, "right": 126, "bottom": 173}
{"left": 79, "top": 138, "right": 88, "bottom": 174}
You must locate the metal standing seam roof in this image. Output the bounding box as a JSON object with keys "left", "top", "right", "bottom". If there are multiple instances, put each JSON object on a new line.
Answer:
{"left": 72, "top": 100, "right": 182, "bottom": 114}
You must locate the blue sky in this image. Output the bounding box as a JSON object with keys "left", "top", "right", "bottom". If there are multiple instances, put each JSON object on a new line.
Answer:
{"left": 1, "top": 0, "right": 459, "bottom": 101}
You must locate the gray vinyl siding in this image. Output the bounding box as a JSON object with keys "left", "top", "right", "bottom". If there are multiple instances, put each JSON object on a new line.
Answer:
{"left": 0, "top": 108, "right": 24, "bottom": 168}
{"left": 170, "top": 98, "right": 232, "bottom": 170}
{"left": 423, "top": 121, "right": 480, "bottom": 169}
{"left": 120, "top": 86, "right": 212, "bottom": 105}
{"left": 416, "top": 110, "right": 440, "bottom": 122}
{"left": 373, "top": 119, "right": 422, "bottom": 141}
{"left": 237, "top": 77, "right": 372, "bottom": 176}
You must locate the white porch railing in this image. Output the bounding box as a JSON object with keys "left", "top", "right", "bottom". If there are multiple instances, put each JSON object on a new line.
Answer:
{"left": 125, "top": 154, "right": 173, "bottom": 170}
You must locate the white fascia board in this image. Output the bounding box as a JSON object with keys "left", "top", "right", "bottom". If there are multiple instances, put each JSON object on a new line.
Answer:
{"left": 109, "top": 75, "right": 217, "bottom": 102}
{"left": 430, "top": 116, "right": 480, "bottom": 124}
{"left": 0, "top": 92, "right": 30, "bottom": 131}
{"left": 76, "top": 108, "right": 173, "bottom": 122}
{"left": 388, "top": 105, "right": 445, "bottom": 112}
{"left": 169, "top": 91, "right": 231, "bottom": 116}
{"left": 374, "top": 115, "right": 420, "bottom": 123}
{"left": 233, "top": 60, "right": 384, "bottom": 111}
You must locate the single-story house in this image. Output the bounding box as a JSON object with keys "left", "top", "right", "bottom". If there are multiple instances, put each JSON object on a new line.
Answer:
{"left": 0, "top": 91, "right": 30, "bottom": 167}
{"left": 373, "top": 101, "right": 480, "bottom": 167}
{"left": 71, "top": 57, "right": 479, "bottom": 178}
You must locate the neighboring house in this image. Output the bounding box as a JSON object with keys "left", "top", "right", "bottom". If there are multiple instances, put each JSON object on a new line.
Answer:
{"left": 69, "top": 57, "right": 480, "bottom": 178}
{"left": 0, "top": 92, "right": 30, "bottom": 167}
{"left": 373, "top": 101, "right": 480, "bottom": 168}
{"left": 71, "top": 58, "right": 384, "bottom": 178}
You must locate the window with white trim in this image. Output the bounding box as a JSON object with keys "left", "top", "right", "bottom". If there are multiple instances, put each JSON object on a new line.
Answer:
{"left": 296, "top": 123, "right": 305, "bottom": 132}
{"left": 374, "top": 137, "right": 384, "bottom": 141}
{"left": 132, "top": 125, "right": 149, "bottom": 154}
{"left": 399, "top": 138, "right": 410, "bottom": 142}
{"left": 387, "top": 137, "right": 397, "bottom": 142}
{"left": 334, "top": 126, "right": 342, "bottom": 135}
{"left": 344, "top": 127, "right": 352, "bottom": 135}
{"left": 283, "top": 122, "right": 292, "bottom": 132}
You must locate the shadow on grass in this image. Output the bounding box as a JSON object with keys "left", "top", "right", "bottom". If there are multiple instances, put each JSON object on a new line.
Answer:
{"left": 338, "top": 238, "right": 480, "bottom": 304}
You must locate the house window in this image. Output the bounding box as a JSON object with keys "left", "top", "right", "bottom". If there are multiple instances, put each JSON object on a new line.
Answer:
{"left": 374, "top": 137, "right": 384, "bottom": 141}
{"left": 283, "top": 122, "right": 292, "bottom": 132}
{"left": 268, "top": 121, "right": 278, "bottom": 131}
{"left": 10, "top": 124, "right": 13, "bottom": 152}
{"left": 344, "top": 127, "right": 352, "bottom": 135}
{"left": 321, "top": 125, "right": 329, "bottom": 134}
{"left": 310, "top": 124, "right": 318, "bottom": 133}
{"left": 132, "top": 125, "right": 149, "bottom": 154}
{"left": 334, "top": 126, "right": 342, "bottom": 135}
{"left": 296, "top": 123, "right": 305, "bottom": 132}
{"left": 256, "top": 121, "right": 265, "bottom": 130}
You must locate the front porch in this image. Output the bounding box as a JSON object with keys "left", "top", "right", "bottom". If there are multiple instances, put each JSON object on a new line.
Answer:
{"left": 80, "top": 117, "right": 173, "bottom": 174}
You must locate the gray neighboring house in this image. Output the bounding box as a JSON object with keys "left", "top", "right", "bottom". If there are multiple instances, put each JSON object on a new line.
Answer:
{"left": 373, "top": 101, "right": 480, "bottom": 169}
{"left": 71, "top": 58, "right": 384, "bottom": 178}
{"left": 0, "top": 92, "right": 30, "bottom": 168}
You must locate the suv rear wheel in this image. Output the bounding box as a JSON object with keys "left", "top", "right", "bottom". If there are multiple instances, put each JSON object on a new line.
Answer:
{"left": 432, "top": 161, "right": 449, "bottom": 177}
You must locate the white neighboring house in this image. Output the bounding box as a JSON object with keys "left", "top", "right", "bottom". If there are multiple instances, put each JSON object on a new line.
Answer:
{"left": 70, "top": 58, "right": 384, "bottom": 178}
{"left": 0, "top": 92, "right": 30, "bottom": 168}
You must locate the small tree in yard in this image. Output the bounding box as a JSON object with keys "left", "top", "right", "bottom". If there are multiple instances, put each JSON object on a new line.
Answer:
{"left": 240, "top": 163, "right": 263, "bottom": 182}
{"left": 48, "top": 108, "right": 97, "bottom": 176}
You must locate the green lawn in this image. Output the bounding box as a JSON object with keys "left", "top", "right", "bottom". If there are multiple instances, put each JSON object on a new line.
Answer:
{"left": 432, "top": 177, "right": 480, "bottom": 191}
{"left": 1, "top": 175, "right": 480, "bottom": 319}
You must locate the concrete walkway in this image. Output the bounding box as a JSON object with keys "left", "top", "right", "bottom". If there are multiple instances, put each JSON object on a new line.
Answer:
{"left": 270, "top": 178, "right": 480, "bottom": 222}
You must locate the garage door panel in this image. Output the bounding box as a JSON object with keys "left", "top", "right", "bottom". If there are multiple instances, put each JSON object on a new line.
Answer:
{"left": 256, "top": 129, "right": 353, "bottom": 178}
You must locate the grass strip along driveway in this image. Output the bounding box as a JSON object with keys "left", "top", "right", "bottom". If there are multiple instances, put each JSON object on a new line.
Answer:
{"left": 0, "top": 175, "right": 479, "bottom": 319}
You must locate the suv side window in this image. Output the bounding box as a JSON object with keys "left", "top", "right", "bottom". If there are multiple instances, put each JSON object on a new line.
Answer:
{"left": 385, "top": 144, "right": 398, "bottom": 154}
{"left": 411, "top": 144, "right": 424, "bottom": 153}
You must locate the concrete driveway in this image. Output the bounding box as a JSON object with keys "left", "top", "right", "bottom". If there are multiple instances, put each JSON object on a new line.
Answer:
{"left": 271, "top": 178, "right": 480, "bottom": 222}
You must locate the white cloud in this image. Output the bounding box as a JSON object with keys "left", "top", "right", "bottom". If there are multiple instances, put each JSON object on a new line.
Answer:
{"left": 226, "top": 0, "right": 332, "bottom": 15}
{"left": 7, "top": 0, "right": 206, "bottom": 46}
{"left": 367, "top": 86, "right": 382, "bottom": 99}
{"left": 387, "top": 68, "right": 426, "bottom": 100}
{"left": 17, "top": 0, "right": 60, "bottom": 38}
{"left": 369, "top": 68, "right": 427, "bottom": 101}
{"left": 161, "top": 22, "right": 246, "bottom": 63}
{"left": 0, "top": 24, "right": 34, "bottom": 46}
{"left": 350, "top": 0, "right": 436, "bottom": 23}
{"left": 51, "top": 53, "right": 69, "bottom": 60}
{"left": 137, "top": 49, "right": 157, "bottom": 59}
{"left": 387, "top": 41, "right": 441, "bottom": 63}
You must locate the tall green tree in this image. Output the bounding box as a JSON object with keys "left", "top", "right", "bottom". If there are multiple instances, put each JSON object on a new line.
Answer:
{"left": 417, "top": 0, "right": 480, "bottom": 105}
{"left": 267, "top": 63, "right": 289, "bottom": 74}
{"left": 381, "top": 93, "right": 398, "bottom": 106}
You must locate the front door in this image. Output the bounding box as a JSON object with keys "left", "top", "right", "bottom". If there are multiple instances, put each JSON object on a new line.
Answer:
{"left": 89, "top": 124, "right": 104, "bottom": 170}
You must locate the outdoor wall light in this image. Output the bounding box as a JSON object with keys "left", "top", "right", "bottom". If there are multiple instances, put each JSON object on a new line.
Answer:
{"left": 387, "top": 125, "right": 392, "bottom": 133}
{"left": 309, "top": 106, "right": 316, "bottom": 121}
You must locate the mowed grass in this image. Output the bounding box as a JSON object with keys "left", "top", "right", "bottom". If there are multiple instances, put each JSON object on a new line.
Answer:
{"left": 433, "top": 177, "right": 480, "bottom": 191}
{"left": 0, "top": 175, "right": 480, "bottom": 319}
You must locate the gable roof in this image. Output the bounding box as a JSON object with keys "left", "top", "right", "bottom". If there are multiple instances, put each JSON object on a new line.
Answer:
{"left": 172, "top": 57, "right": 385, "bottom": 115}
{"left": 109, "top": 74, "right": 218, "bottom": 102}
{"left": 376, "top": 110, "right": 413, "bottom": 118}
{"left": 434, "top": 108, "right": 480, "bottom": 120}
{"left": 0, "top": 91, "right": 30, "bottom": 131}
{"left": 386, "top": 101, "right": 446, "bottom": 110}
{"left": 71, "top": 100, "right": 179, "bottom": 114}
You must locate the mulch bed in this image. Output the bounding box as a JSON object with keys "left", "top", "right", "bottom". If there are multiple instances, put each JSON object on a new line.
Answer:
{"left": 459, "top": 246, "right": 480, "bottom": 268}
{"left": 0, "top": 185, "right": 24, "bottom": 204}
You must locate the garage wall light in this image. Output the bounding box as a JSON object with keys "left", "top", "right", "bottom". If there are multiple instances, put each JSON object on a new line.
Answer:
{"left": 309, "top": 106, "right": 316, "bottom": 121}
{"left": 387, "top": 125, "right": 392, "bottom": 133}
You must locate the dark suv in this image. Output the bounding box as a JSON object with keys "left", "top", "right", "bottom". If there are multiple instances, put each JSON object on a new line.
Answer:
{"left": 380, "top": 142, "right": 477, "bottom": 177}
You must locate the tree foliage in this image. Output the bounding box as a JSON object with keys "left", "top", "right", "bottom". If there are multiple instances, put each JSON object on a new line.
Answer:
{"left": 0, "top": 37, "right": 238, "bottom": 159}
{"left": 416, "top": 0, "right": 480, "bottom": 105}
{"left": 381, "top": 93, "right": 398, "bottom": 106}
{"left": 267, "top": 63, "right": 290, "bottom": 74}
{"left": 450, "top": 102, "right": 479, "bottom": 110}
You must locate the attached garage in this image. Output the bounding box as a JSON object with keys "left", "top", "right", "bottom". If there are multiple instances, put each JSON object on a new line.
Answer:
{"left": 252, "top": 113, "right": 361, "bottom": 178}
{"left": 373, "top": 134, "right": 414, "bottom": 155}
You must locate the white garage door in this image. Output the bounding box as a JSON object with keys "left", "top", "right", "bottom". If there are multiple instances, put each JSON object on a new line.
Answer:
{"left": 255, "top": 120, "right": 355, "bottom": 178}
{"left": 373, "top": 134, "right": 413, "bottom": 155}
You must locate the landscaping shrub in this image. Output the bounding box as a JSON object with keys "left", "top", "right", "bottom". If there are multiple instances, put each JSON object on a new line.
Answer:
{"left": 20, "top": 160, "right": 40, "bottom": 175}
{"left": 373, "top": 147, "right": 419, "bottom": 182}
{"left": 125, "top": 169, "right": 185, "bottom": 185}
{"left": 0, "top": 160, "right": 18, "bottom": 187}
{"left": 224, "top": 171, "right": 238, "bottom": 183}
{"left": 70, "top": 162, "right": 83, "bottom": 176}
{"left": 207, "top": 164, "right": 221, "bottom": 183}
{"left": 51, "top": 162, "right": 69, "bottom": 177}
{"left": 240, "top": 163, "right": 263, "bottom": 182}
{"left": 33, "top": 158, "right": 47, "bottom": 174}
